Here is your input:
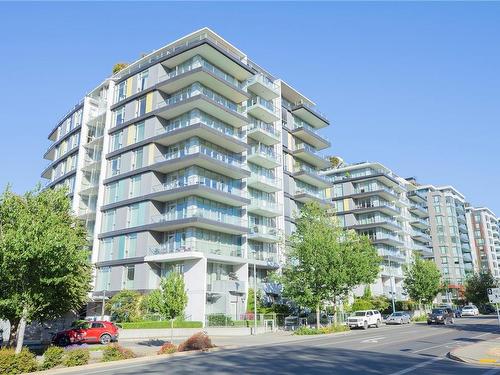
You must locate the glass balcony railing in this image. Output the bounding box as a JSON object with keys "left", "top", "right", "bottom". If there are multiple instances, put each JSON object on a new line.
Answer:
{"left": 295, "top": 188, "right": 326, "bottom": 200}
{"left": 248, "top": 224, "right": 279, "bottom": 238}
{"left": 155, "top": 145, "right": 245, "bottom": 169}
{"left": 381, "top": 265, "right": 404, "bottom": 277}
{"left": 159, "top": 55, "right": 244, "bottom": 90}
{"left": 354, "top": 185, "right": 398, "bottom": 196}
{"left": 357, "top": 217, "right": 402, "bottom": 229}
{"left": 410, "top": 217, "right": 430, "bottom": 226}
{"left": 151, "top": 208, "right": 245, "bottom": 227}
{"left": 152, "top": 176, "right": 247, "bottom": 198}
{"left": 246, "top": 74, "right": 279, "bottom": 93}
{"left": 148, "top": 239, "right": 242, "bottom": 258}
{"left": 248, "top": 198, "right": 281, "bottom": 213}
{"left": 248, "top": 173, "right": 280, "bottom": 187}
{"left": 248, "top": 144, "right": 281, "bottom": 164}
{"left": 156, "top": 83, "right": 244, "bottom": 115}
{"left": 367, "top": 232, "right": 402, "bottom": 243}
{"left": 247, "top": 96, "right": 279, "bottom": 116}
{"left": 354, "top": 201, "right": 401, "bottom": 213}
{"left": 248, "top": 248, "right": 279, "bottom": 264}
{"left": 248, "top": 118, "right": 280, "bottom": 138}
{"left": 379, "top": 249, "right": 406, "bottom": 260}
{"left": 155, "top": 110, "right": 244, "bottom": 141}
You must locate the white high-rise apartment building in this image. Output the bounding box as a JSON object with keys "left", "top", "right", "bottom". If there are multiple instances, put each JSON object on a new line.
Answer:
{"left": 41, "top": 28, "right": 332, "bottom": 322}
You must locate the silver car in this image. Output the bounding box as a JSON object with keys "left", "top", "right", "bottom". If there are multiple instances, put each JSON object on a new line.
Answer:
{"left": 385, "top": 311, "right": 411, "bottom": 325}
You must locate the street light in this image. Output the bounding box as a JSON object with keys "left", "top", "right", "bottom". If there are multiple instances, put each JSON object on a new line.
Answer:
{"left": 389, "top": 258, "right": 396, "bottom": 314}
{"left": 252, "top": 250, "right": 257, "bottom": 335}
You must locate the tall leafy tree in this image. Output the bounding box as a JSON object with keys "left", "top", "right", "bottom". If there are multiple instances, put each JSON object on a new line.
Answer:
{"left": 147, "top": 272, "right": 188, "bottom": 320}
{"left": 0, "top": 186, "right": 92, "bottom": 352}
{"left": 108, "top": 290, "right": 144, "bottom": 322}
{"left": 464, "top": 271, "right": 497, "bottom": 305}
{"left": 279, "top": 202, "right": 380, "bottom": 329}
{"left": 403, "top": 257, "right": 441, "bottom": 307}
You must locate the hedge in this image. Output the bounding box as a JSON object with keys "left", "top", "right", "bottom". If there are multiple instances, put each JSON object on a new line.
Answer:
{"left": 120, "top": 320, "right": 203, "bottom": 329}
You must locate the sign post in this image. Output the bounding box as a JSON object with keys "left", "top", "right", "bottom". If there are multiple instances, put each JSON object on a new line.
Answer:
{"left": 487, "top": 288, "right": 500, "bottom": 327}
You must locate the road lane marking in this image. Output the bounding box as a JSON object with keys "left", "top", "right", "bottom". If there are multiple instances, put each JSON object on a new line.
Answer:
{"left": 388, "top": 357, "right": 444, "bottom": 375}
{"left": 361, "top": 336, "right": 386, "bottom": 343}
{"left": 412, "top": 331, "right": 496, "bottom": 354}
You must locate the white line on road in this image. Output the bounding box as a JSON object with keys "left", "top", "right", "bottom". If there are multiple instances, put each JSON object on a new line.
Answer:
{"left": 412, "top": 331, "right": 496, "bottom": 354}
{"left": 361, "top": 336, "right": 386, "bottom": 343}
{"left": 388, "top": 357, "right": 444, "bottom": 375}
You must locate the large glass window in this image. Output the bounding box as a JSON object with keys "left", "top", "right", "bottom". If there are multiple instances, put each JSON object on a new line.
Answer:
{"left": 115, "top": 106, "right": 125, "bottom": 126}
{"left": 128, "top": 202, "right": 146, "bottom": 227}
{"left": 122, "top": 265, "right": 135, "bottom": 290}
{"left": 132, "top": 148, "right": 144, "bottom": 169}
{"left": 136, "top": 96, "right": 147, "bottom": 117}
{"left": 110, "top": 157, "right": 121, "bottom": 176}
{"left": 111, "top": 131, "right": 123, "bottom": 151}
{"left": 130, "top": 175, "right": 141, "bottom": 198}
{"left": 134, "top": 121, "right": 145, "bottom": 143}
{"left": 100, "top": 239, "right": 113, "bottom": 261}
{"left": 115, "top": 81, "right": 127, "bottom": 103}
{"left": 97, "top": 267, "right": 111, "bottom": 291}
{"left": 137, "top": 70, "right": 149, "bottom": 92}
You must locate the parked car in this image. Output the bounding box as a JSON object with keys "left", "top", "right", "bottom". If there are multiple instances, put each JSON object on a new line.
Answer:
{"left": 461, "top": 305, "right": 480, "bottom": 316}
{"left": 385, "top": 311, "right": 411, "bottom": 325}
{"left": 52, "top": 321, "right": 119, "bottom": 346}
{"left": 453, "top": 308, "right": 462, "bottom": 318}
{"left": 427, "top": 308, "right": 454, "bottom": 325}
{"left": 347, "top": 310, "right": 382, "bottom": 329}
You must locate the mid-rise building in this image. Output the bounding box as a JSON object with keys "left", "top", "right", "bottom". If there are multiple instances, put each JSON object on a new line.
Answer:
{"left": 41, "top": 28, "right": 332, "bottom": 322}
{"left": 323, "top": 162, "right": 433, "bottom": 301}
{"left": 466, "top": 207, "right": 500, "bottom": 278}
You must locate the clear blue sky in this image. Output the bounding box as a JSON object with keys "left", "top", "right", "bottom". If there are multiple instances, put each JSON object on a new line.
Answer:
{"left": 0, "top": 2, "right": 499, "bottom": 213}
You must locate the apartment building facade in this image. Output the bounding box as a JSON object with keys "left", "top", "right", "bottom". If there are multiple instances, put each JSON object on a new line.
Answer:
{"left": 42, "top": 28, "right": 332, "bottom": 322}
{"left": 466, "top": 207, "right": 500, "bottom": 279}
{"left": 323, "top": 162, "right": 433, "bottom": 301}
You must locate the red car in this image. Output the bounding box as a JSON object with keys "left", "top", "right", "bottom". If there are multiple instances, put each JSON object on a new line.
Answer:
{"left": 52, "top": 321, "right": 119, "bottom": 346}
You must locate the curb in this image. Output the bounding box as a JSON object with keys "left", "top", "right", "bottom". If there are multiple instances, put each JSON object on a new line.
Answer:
{"left": 448, "top": 350, "right": 500, "bottom": 367}
{"left": 30, "top": 346, "right": 236, "bottom": 375}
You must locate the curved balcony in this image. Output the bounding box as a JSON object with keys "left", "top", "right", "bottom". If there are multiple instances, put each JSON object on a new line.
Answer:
{"left": 246, "top": 74, "right": 279, "bottom": 100}
{"left": 146, "top": 241, "right": 244, "bottom": 263}
{"left": 150, "top": 177, "right": 249, "bottom": 207}
{"left": 152, "top": 146, "right": 250, "bottom": 179}
{"left": 150, "top": 209, "right": 247, "bottom": 235}
{"left": 247, "top": 118, "right": 280, "bottom": 146}
{"left": 246, "top": 97, "right": 280, "bottom": 123}
{"left": 247, "top": 144, "right": 281, "bottom": 169}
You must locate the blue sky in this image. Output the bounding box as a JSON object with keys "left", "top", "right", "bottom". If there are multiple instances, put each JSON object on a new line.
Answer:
{"left": 0, "top": 2, "right": 499, "bottom": 213}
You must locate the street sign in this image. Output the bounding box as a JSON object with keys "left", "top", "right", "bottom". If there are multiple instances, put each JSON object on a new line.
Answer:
{"left": 487, "top": 288, "right": 500, "bottom": 303}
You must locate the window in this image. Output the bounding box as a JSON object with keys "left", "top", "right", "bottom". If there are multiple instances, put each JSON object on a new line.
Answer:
{"left": 110, "top": 157, "right": 121, "bottom": 176}
{"left": 111, "top": 131, "right": 123, "bottom": 151}
{"left": 117, "top": 236, "right": 126, "bottom": 259}
{"left": 97, "top": 267, "right": 111, "bottom": 291}
{"left": 91, "top": 323, "right": 104, "bottom": 328}
{"left": 115, "top": 106, "right": 125, "bottom": 126}
{"left": 103, "top": 210, "right": 116, "bottom": 232}
{"left": 115, "top": 81, "right": 127, "bottom": 103}
{"left": 100, "top": 238, "right": 113, "bottom": 261}
{"left": 136, "top": 96, "right": 147, "bottom": 117}
{"left": 127, "top": 234, "right": 137, "bottom": 258}
{"left": 132, "top": 148, "right": 144, "bottom": 169}
{"left": 434, "top": 205, "right": 441, "bottom": 214}
{"left": 433, "top": 196, "right": 440, "bottom": 203}
{"left": 129, "top": 175, "right": 141, "bottom": 198}
{"left": 122, "top": 265, "right": 135, "bottom": 289}
{"left": 134, "top": 122, "right": 145, "bottom": 143}
{"left": 439, "top": 246, "right": 447, "bottom": 255}
{"left": 137, "top": 70, "right": 149, "bottom": 92}
{"left": 128, "top": 202, "right": 146, "bottom": 227}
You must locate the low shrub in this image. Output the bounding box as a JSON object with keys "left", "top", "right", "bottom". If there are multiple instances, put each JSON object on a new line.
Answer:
{"left": 412, "top": 314, "right": 427, "bottom": 322}
{"left": 0, "top": 348, "right": 38, "bottom": 375}
{"left": 41, "top": 345, "right": 65, "bottom": 370}
{"left": 63, "top": 348, "right": 90, "bottom": 367}
{"left": 101, "top": 343, "right": 136, "bottom": 362}
{"left": 157, "top": 342, "right": 178, "bottom": 355}
{"left": 294, "top": 325, "right": 350, "bottom": 336}
{"left": 121, "top": 320, "right": 203, "bottom": 329}
{"left": 178, "top": 332, "right": 215, "bottom": 352}
{"left": 206, "top": 314, "right": 233, "bottom": 327}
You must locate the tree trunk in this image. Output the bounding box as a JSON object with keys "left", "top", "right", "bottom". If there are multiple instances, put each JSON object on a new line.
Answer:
{"left": 15, "top": 308, "right": 27, "bottom": 354}
{"left": 316, "top": 304, "right": 321, "bottom": 330}
{"left": 8, "top": 319, "right": 19, "bottom": 347}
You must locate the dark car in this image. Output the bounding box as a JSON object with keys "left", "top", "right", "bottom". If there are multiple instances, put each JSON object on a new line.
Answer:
{"left": 453, "top": 308, "right": 462, "bottom": 318}
{"left": 52, "top": 321, "right": 119, "bottom": 346}
{"left": 427, "top": 308, "right": 454, "bottom": 325}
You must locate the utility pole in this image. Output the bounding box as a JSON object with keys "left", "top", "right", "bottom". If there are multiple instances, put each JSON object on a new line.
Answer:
{"left": 101, "top": 289, "right": 106, "bottom": 320}
{"left": 253, "top": 259, "right": 257, "bottom": 335}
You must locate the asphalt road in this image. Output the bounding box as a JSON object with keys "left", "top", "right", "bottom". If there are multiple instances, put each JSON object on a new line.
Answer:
{"left": 72, "top": 316, "right": 500, "bottom": 375}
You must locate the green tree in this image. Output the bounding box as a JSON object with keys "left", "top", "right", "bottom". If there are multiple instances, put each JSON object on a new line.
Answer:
{"left": 246, "top": 288, "right": 265, "bottom": 314}
{"left": 464, "top": 271, "right": 497, "bottom": 305}
{"left": 108, "top": 290, "right": 144, "bottom": 322}
{"left": 403, "top": 257, "right": 441, "bottom": 307}
{"left": 279, "top": 202, "right": 380, "bottom": 329}
{"left": 147, "top": 272, "right": 187, "bottom": 320}
{"left": 112, "top": 62, "right": 128, "bottom": 74}
{"left": 0, "top": 186, "right": 92, "bottom": 352}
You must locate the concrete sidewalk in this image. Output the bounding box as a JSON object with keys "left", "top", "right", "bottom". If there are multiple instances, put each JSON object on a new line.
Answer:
{"left": 450, "top": 337, "right": 500, "bottom": 366}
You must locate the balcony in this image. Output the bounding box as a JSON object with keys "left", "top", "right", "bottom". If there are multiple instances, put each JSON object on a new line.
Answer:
{"left": 157, "top": 56, "right": 249, "bottom": 103}
{"left": 292, "top": 164, "right": 331, "bottom": 189}
{"left": 147, "top": 241, "right": 243, "bottom": 262}
{"left": 292, "top": 143, "right": 330, "bottom": 169}
{"left": 353, "top": 185, "right": 399, "bottom": 201}
{"left": 151, "top": 177, "right": 249, "bottom": 207}
{"left": 460, "top": 233, "right": 470, "bottom": 243}
{"left": 247, "top": 144, "right": 281, "bottom": 168}
{"left": 380, "top": 265, "right": 404, "bottom": 278}
{"left": 458, "top": 223, "right": 468, "bottom": 233}
{"left": 368, "top": 233, "right": 404, "bottom": 247}
{"left": 457, "top": 215, "right": 467, "bottom": 224}
{"left": 247, "top": 174, "right": 282, "bottom": 193}
{"left": 246, "top": 96, "right": 280, "bottom": 123}
{"left": 294, "top": 188, "right": 328, "bottom": 205}
{"left": 247, "top": 199, "right": 282, "bottom": 217}
{"left": 352, "top": 217, "right": 403, "bottom": 232}
{"left": 155, "top": 83, "right": 248, "bottom": 128}
{"left": 154, "top": 110, "right": 246, "bottom": 153}
{"left": 153, "top": 145, "right": 249, "bottom": 179}
{"left": 291, "top": 102, "right": 329, "bottom": 129}
{"left": 246, "top": 73, "right": 279, "bottom": 100}
{"left": 290, "top": 119, "right": 330, "bottom": 150}
{"left": 409, "top": 203, "right": 429, "bottom": 218}
{"left": 248, "top": 224, "right": 280, "bottom": 243}
{"left": 79, "top": 181, "right": 99, "bottom": 196}
{"left": 352, "top": 201, "right": 401, "bottom": 216}
{"left": 247, "top": 118, "right": 280, "bottom": 146}
{"left": 249, "top": 251, "right": 280, "bottom": 269}
{"left": 411, "top": 230, "right": 431, "bottom": 242}
{"left": 150, "top": 209, "right": 247, "bottom": 235}
{"left": 208, "top": 279, "right": 246, "bottom": 294}
{"left": 407, "top": 190, "right": 428, "bottom": 204}
{"left": 379, "top": 249, "right": 406, "bottom": 262}
{"left": 410, "top": 216, "right": 429, "bottom": 229}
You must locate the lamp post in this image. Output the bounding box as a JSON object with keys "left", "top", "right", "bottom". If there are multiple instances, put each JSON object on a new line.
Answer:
{"left": 253, "top": 255, "right": 257, "bottom": 335}
{"left": 389, "top": 258, "right": 396, "bottom": 314}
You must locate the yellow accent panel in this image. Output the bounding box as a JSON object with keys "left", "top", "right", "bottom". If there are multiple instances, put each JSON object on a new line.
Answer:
{"left": 343, "top": 199, "right": 349, "bottom": 211}
{"left": 325, "top": 188, "right": 332, "bottom": 198}
{"left": 288, "top": 133, "right": 293, "bottom": 148}
{"left": 146, "top": 93, "right": 153, "bottom": 113}
{"left": 127, "top": 125, "right": 134, "bottom": 146}
{"left": 126, "top": 78, "right": 133, "bottom": 97}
